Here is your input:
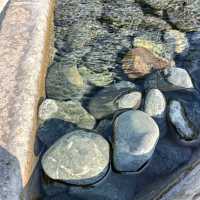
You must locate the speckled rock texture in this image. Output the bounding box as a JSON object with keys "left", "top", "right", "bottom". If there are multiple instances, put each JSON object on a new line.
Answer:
{"left": 42, "top": 130, "right": 110, "bottom": 185}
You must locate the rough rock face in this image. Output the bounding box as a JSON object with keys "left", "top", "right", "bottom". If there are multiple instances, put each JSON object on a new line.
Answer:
{"left": 38, "top": 99, "right": 96, "bottom": 129}
{"left": 168, "top": 100, "right": 200, "bottom": 145}
{"left": 164, "top": 30, "right": 189, "bottom": 54}
{"left": 101, "top": 1, "right": 143, "bottom": 29}
{"left": 88, "top": 81, "right": 139, "bottom": 119}
{"left": 42, "top": 130, "right": 110, "bottom": 185}
{"left": 144, "top": 89, "right": 167, "bottom": 137}
{"left": 46, "top": 56, "right": 86, "bottom": 101}
{"left": 122, "top": 48, "right": 172, "bottom": 79}
{"left": 113, "top": 110, "right": 159, "bottom": 172}
{"left": 133, "top": 32, "right": 174, "bottom": 60}
{"left": 166, "top": 0, "right": 200, "bottom": 32}
{"left": 78, "top": 66, "right": 113, "bottom": 87}
{"left": 142, "top": 0, "right": 172, "bottom": 10}
{"left": 80, "top": 33, "right": 131, "bottom": 73}
{"left": 144, "top": 67, "right": 194, "bottom": 91}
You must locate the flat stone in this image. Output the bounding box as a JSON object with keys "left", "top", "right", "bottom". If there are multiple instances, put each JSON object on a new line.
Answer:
{"left": 38, "top": 99, "right": 96, "bottom": 129}
{"left": 122, "top": 48, "right": 172, "bottom": 79}
{"left": 42, "top": 130, "right": 110, "bottom": 185}
{"left": 113, "top": 110, "right": 159, "bottom": 172}
{"left": 116, "top": 91, "right": 142, "bottom": 109}
{"left": 68, "top": 171, "right": 136, "bottom": 200}
{"left": 144, "top": 89, "right": 167, "bottom": 137}
{"left": 168, "top": 100, "right": 198, "bottom": 143}
{"left": 145, "top": 67, "right": 194, "bottom": 91}
{"left": 0, "top": 0, "right": 55, "bottom": 199}
{"left": 88, "top": 81, "right": 138, "bottom": 119}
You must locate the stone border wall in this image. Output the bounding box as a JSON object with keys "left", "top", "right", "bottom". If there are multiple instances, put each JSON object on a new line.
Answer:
{"left": 0, "top": 0, "right": 55, "bottom": 199}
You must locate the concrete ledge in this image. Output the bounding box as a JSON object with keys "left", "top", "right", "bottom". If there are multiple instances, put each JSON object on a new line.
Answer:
{"left": 0, "top": 0, "right": 9, "bottom": 15}
{"left": 0, "top": 0, "right": 55, "bottom": 199}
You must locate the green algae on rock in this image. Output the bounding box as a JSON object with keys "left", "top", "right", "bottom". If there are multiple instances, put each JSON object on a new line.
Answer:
{"left": 78, "top": 66, "right": 113, "bottom": 87}
{"left": 46, "top": 56, "right": 86, "bottom": 101}
{"left": 39, "top": 99, "right": 96, "bottom": 129}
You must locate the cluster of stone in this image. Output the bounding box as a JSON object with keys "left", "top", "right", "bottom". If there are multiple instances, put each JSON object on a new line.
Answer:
{"left": 38, "top": 0, "right": 200, "bottom": 199}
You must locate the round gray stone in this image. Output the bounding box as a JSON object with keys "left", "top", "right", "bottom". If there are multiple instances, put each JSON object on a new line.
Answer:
{"left": 113, "top": 110, "right": 159, "bottom": 172}
{"left": 144, "top": 89, "right": 167, "bottom": 137}
{"left": 42, "top": 130, "right": 110, "bottom": 185}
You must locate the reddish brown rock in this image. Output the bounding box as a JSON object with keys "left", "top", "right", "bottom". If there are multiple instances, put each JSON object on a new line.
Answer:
{"left": 122, "top": 47, "right": 171, "bottom": 79}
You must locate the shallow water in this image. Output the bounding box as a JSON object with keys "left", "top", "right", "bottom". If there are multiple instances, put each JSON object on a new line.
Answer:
{"left": 37, "top": 0, "right": 200, "bottom": 199}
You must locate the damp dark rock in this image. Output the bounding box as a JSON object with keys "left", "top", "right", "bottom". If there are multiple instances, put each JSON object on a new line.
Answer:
{"left": 113, "top": 110, "right": 159, "bottom": 172}
{"left": 95, "top": 119, "right": 113, "bottom": 142}
{"left": 37, "top": 119, "right": 77, "bottom": 150}
{"left": 88, "top": 81, "right": 139, "bottom": 119}
{"left": 42, "top": 130, "right": 110, "bottom": 185}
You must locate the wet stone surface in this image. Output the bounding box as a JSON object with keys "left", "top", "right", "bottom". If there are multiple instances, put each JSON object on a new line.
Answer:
{"left": 38, "top": 0, "right": 200, "bottom": 199}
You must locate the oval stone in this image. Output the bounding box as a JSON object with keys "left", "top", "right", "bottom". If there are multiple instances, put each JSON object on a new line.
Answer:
{"left": 113, "top": 110, "right": 159, "bottom": 172}
{"left": 42, "top": 130, "right": 110, "bottom": 185}
{"left": 144, "top": 89, "right": 167, "bottom": 137}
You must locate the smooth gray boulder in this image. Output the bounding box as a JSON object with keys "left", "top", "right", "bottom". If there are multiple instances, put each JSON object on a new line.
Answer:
{"left": 42, "top": 130, "right": 110, "bottom": 185}
{"left": 113, "top": 110, "right": 159, "bottom": 172}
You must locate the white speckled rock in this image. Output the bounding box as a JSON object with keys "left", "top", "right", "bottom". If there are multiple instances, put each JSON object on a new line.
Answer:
{"left": 144, "top": 89, "right": 167, "bottom": 137}
{"left": 165, "top": 68, "right": 193, "bottom": 89}
{"left": 117, "top": 91, "right": 142, "bottom": 109}
{"left": 113, "top": 110, "right": 159, "bottom": 172}
{"left": 38, "top": 99, "right": 96, "bottom": 129}
{"left": 42, "top": 130, "right": 110, "bottom": 185}
{"left": 168, "top": 100, "right": 196, "bottom": 141}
